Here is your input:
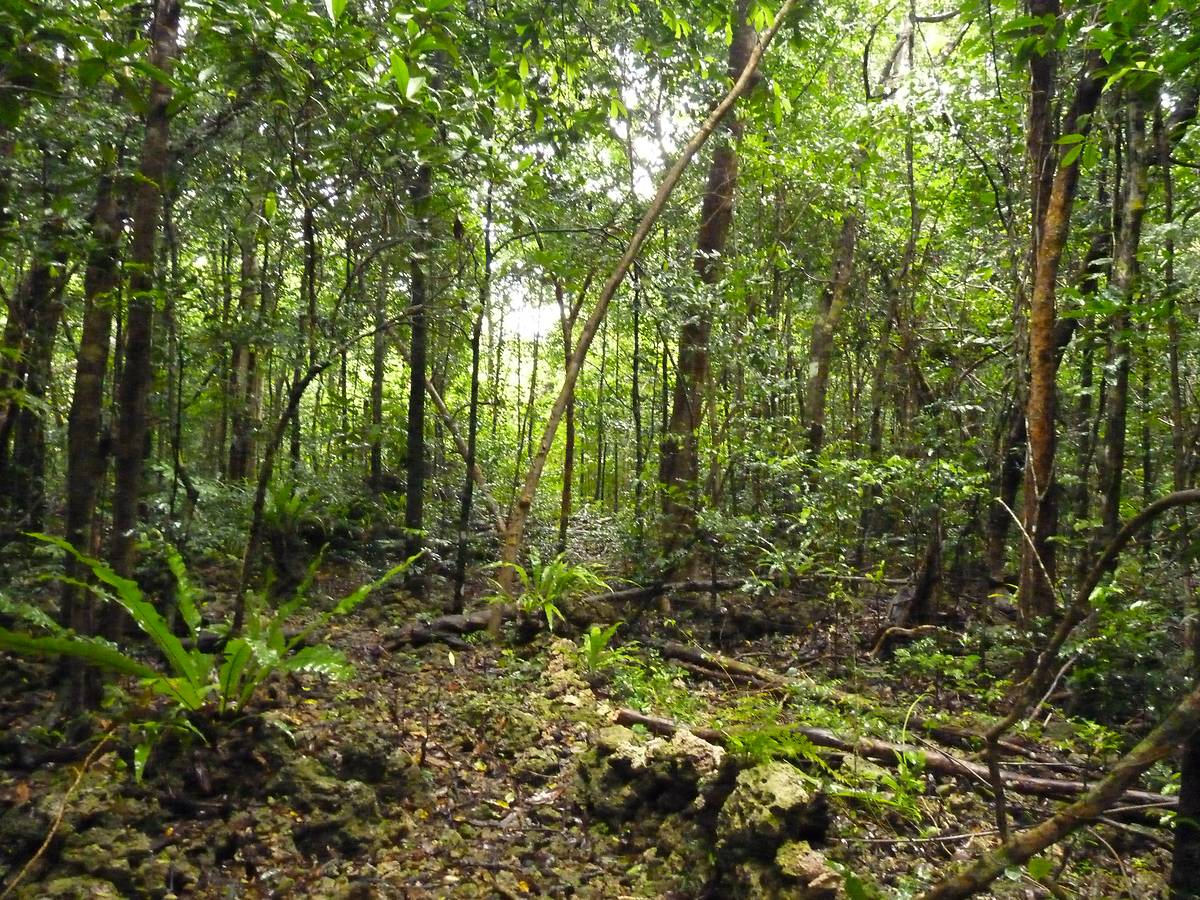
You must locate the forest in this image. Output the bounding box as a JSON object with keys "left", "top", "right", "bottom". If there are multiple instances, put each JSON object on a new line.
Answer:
{"left": 0, "top": 0, "right": 1199, "bottom": 895}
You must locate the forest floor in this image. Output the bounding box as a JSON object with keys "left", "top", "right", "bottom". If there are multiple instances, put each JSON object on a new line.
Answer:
{"left": 0, "top": 559, "right": 1177, "bottom": 898}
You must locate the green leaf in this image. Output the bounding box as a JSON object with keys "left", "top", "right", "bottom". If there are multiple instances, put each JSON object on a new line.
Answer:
{"left": 133, "top": 740, "right": 153, "bottom": 783}
{"left": 406, "top": 75, "right": 426, "bottom": 100}
{"left": 325, "top": 0, "right": 348, "bottom": 22}
{"left": 78, "top": 56, "right": 107, "bottom": 89}
{"left": 30, "top": 534, "right": 200, "bottom": 688}
{"left": 1027, "top": 856, "right": 1054, "bottom": 881}
{"left": 1055, "top": 132, "right": 1085, "bottom": 144}
{"left": 0, "top": 627, "right": 159, "bottom": 681}
{"left": 279, "top": 644, "right": 353, "bottom": 679}
{"left": 390, "top": 52, "right": 409, "bottom": 94}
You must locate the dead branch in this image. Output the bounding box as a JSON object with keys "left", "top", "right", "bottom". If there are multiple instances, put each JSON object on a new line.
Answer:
{"left": 919, "top": 680, "right": 1200, "bottom": 899}
{"left": 612, "top": 708, "right": 1174, "bottom": 813}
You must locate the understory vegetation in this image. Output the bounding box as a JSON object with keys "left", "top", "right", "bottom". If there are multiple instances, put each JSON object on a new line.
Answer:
{"left": 1, "top": 0, "right": 1200, "bottom": 896}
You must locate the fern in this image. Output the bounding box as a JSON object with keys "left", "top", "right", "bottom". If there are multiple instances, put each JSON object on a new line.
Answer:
{"left": 0, "top": 535, "right": 420, "bottom": 716}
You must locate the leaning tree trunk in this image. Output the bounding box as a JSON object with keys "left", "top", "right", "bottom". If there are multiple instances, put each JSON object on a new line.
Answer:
{"left": 109, "top": 0, "right": 180, "bottom": 587}
{"left": 494, "top": 0, "right": 800, "bottom": 594}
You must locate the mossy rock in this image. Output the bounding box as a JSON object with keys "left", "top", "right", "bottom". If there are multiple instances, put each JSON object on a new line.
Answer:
{"left": 776, "top": 841, "right": 842, "bottom": 898}
{"left": 267, "top": 755, "right": 381, "bottom": 860}
{"left": 18, "top": 876, "right": 123, "bottom": 899}
{"left": 716, "top": 762, "right": 827, "bottom": 862}
{"left": 579, "top": 724, "right": 727, "bottom": 825}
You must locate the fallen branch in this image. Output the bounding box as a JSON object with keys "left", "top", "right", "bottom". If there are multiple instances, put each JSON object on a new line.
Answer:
{"left": 871, "top": 624, "right": 952, "bottom": 658}
{"left": 983, "top": 488, "right": 1200, "bottom": 839}
{"left": 919, "top": 679, "right": 1200, "bottom": 899}
{"left": 612, "top": 708, "right": 1174, "bottom": 812}
{"left": 653, "top": 640, "right": 1071, "bottom": 767}
{"left": 385, "top": 604, "right": 515, "bottom": 649}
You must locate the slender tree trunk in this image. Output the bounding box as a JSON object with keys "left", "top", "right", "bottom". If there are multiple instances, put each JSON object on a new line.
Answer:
{"left": 453, "top": 186, "right": 491, "bottom": 613}
{"left": 1098, "top": 95, "right": 1150, "bottom": 543}
{"left": 405, "top": 164, "right": 432, "bottom": 564}
{"left": 556, "top": 280, "right": 575, "bottom": 555}
{"left": 1017, "top": 52, "right": 1103, "bottom": 621}
{"left": 495, "top": 0, "right": 798, "bottom": 590}
{"left": 60, "top": 168, "right": 124, "bottom": 705}
{"left": 228, "top": 197, "right": 261, "bottom": 481}
{"left": 2, "top": 215, "right": 65, "bottom": 530}
{"left": 109, "top": 0, "right": 180, "bottom": 586}
{"left": 658, "top": 4, "right": 759, "bottom": 562}
{"left": 369, "top": 255, "right": 390, "bottom": 488}
{"left": 804, "top": 210, "right": 858, "bottom": 455}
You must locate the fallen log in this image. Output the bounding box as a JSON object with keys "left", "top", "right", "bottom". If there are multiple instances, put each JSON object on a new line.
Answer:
{"left": 385, "top": 605, "right": 514, "bottom": 648}
{"left": 385, "top": 571, "right": 867, "bottom": 649}
{"left": 612, "top": 708, "right": 1174, "bottom": 813}
{"left": 652, "top": 640, "right": 1063, "bottom": 766}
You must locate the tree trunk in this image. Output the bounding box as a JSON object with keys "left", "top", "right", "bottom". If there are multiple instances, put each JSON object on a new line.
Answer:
{"left": 228, "top": 198, "right": 261, "bottom": 482}
{"left": 109, "top": 0, "right": 180, "bottom": 586}
{"left": 369, "top": 255, "right": 390, "bottom": 488}
{"left": 657, "top": 3, "right": 760, "bottom": 563}
{"left": 1017, "top": 52, "right": 1103, "bottom": 621}
{"left": 804, "top": 206, "right": 859, "bottom": 457}
{"left": 405, "top": 163, "right": 432, "bottom": 564}
{"left": 1, "top": 216, "right": 65, "bottom": 531}
{"left": 495, "top": 0, "right": 799, "bottom": 591}
{"left": 1097, "top": 95, "right": 1150, "bottom": 543}
{"left": 59, "top": 170, "right": 124, "bottom": 706}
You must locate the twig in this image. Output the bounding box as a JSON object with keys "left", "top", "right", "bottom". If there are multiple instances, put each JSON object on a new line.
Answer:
{"left": 842, "top": 829, "right": 1000, "bottom": 844}
{"left": 1032, "top": 650, "right": 1082, "bottom": 722}
{"left": 1, "top": 730, "right": 114, "bottom": 898}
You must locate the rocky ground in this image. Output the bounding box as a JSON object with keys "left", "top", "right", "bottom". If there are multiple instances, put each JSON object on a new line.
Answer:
{"left": 0, "top": 563, "right": 1177, "bottom": 898}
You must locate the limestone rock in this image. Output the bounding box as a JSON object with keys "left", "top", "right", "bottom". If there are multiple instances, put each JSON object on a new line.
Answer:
{"left": 716, "top": 761, "right": 827, "bottom": 860}
{"left": 776, "top": 841, "right": 842, "bottom": 898}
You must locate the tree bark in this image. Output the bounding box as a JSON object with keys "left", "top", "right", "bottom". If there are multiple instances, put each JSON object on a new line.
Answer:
{"left": 1097, "top": 94, "right": 1150, "bottom": 543}
{"left": 405, "top": 163, "right": 433, "bottom": 564}
{"left": 1017, "top": 52, "right": 1103, "bottom": 621}
{"left": 59, "top": 169, "right": 124, "bottom": 707}
{"left": 109, "top": 0, "right": 180, "bottom": 586}
{"left": 804, "top": 209, "right": 858, "bottom": 455}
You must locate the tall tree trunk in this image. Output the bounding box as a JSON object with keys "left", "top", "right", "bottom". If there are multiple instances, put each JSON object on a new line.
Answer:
{"left": 109, "top": 0, "right": 180, "bottom": 586}
{"left": 59, "top": 170, "right": 124, "bottom": 707}
{"left": 1, "top": 215, "right": 65, "bottom": 530}
{"left": 659, "top": 7, "right": 757, "bottom": 561}
{"left": 1017, "top": 52, "right": 1103, "bottom": 621}
{"left": 453, "top": 186, "right": 491, "bottom": 613}
{"left": 369, "top": 255, "right": 390, "bottom": 488}
{"left": 556, "top": 280, "right": 575, "bottom": 555}
{"left": 1097, "top": 95, "right": 1150, "bottom": 543}
{"left": 405, "top": 163, "right": 432, "bottom": 564}
{"left": 228, "top": 198, "right": 261, "bottom": 481}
